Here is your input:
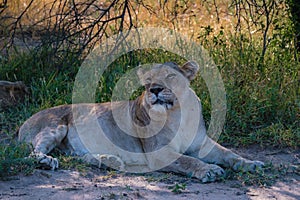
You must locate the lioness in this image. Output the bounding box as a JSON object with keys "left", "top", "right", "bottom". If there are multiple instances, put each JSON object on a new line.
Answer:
{"left": 19, "top": 61, "right": 264, "bottom": 183}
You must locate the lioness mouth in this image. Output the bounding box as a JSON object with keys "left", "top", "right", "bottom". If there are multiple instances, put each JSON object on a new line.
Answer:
{"left": 153, "top": 99, "right": 173, "bottom": 107}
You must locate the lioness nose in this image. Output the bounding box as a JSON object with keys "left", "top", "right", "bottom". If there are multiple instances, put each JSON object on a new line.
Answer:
{"left": 150, "top": 87, "right": 163, "bottom": 95}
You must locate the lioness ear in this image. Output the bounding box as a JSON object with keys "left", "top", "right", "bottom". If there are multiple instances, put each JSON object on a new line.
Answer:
{"left": 181, "top": 61, "right": 199, "bottom": 81}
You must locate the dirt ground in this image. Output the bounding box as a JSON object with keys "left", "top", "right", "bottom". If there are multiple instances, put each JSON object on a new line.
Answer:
{"left": 0, "top": 147, "right": 299, "bottom": 200}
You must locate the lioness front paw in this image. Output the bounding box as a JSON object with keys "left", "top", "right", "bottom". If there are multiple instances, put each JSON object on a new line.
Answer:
{"left": 233, "top": 159, "right": 265, "bottom": 172}
{"left": 194, "top": 164, "right": 226, "bottom": 183}
{"left": 100, "top": 154, "right": 125, "bottom": 171}
{"left": 39, "top": 156, "right": 59, "bottom": 170}
{"left": 29, "top": 151, "right": 59, "bottom": 170}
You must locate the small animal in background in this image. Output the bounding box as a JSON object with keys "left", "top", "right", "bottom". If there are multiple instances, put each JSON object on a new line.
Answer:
{"left": 0, "top": 81, "right": 29, "bottom": 109}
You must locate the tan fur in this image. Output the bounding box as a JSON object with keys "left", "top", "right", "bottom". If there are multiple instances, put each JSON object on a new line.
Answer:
{"left": 18, "top": 61, "right": 264, "bottom": 182}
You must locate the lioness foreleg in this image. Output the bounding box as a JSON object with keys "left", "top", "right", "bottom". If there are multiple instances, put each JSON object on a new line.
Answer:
{"left": 197, "top": 138, "right": 264, "bottom": 172}
{"left": 29, "top": 125, "right": 68, "bottom": 170}
{"left": 162, "top": 155, "right": 225, "bottom": 183}
{"left": 81, "top": 153, "right": 125, "bottom": 171}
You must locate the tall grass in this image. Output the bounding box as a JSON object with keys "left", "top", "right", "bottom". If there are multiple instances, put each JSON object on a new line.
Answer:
{"left": 1, "top": 40, "right": 298, "bottom": 146}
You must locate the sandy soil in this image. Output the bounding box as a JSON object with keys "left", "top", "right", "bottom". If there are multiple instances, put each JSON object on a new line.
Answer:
{"left": 0, "top": 147, "right": 299, "bottom": 200}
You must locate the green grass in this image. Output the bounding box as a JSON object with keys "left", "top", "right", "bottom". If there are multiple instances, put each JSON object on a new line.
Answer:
{"left": 0, "top": 141, "right": 35, "bottom": 178}
{"left": 168, "top": 183, "right": 186, "bottom": 194}
{"left": 198, "top": 30, "right": 299, "bottom": 148}
{"left": 226, "top": 162, "right": 299, "bottom": 187}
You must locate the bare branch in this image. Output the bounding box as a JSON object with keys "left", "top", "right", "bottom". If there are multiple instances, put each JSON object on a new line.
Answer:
{"left": 0, "top": 0, "right": 7, "bottom": 15}
{"left": 0, "top": 0, "right": 137, "bottom": 61}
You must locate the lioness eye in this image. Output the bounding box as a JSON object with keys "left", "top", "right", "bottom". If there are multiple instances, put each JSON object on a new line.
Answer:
{"left": 145, "top": 77, "right": 151, "bottom": 84}
{"left": 166, "top": 74, "right": 176, "bottom": 79}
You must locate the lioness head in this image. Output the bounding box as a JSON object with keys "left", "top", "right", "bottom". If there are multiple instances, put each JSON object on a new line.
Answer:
{"left": 137, "top": 61, "right": 199, "bottom": 110}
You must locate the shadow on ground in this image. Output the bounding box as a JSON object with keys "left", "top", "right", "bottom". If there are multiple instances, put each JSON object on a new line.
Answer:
{"left": 0, "top": 147, "right": 299, "bottom": 200}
